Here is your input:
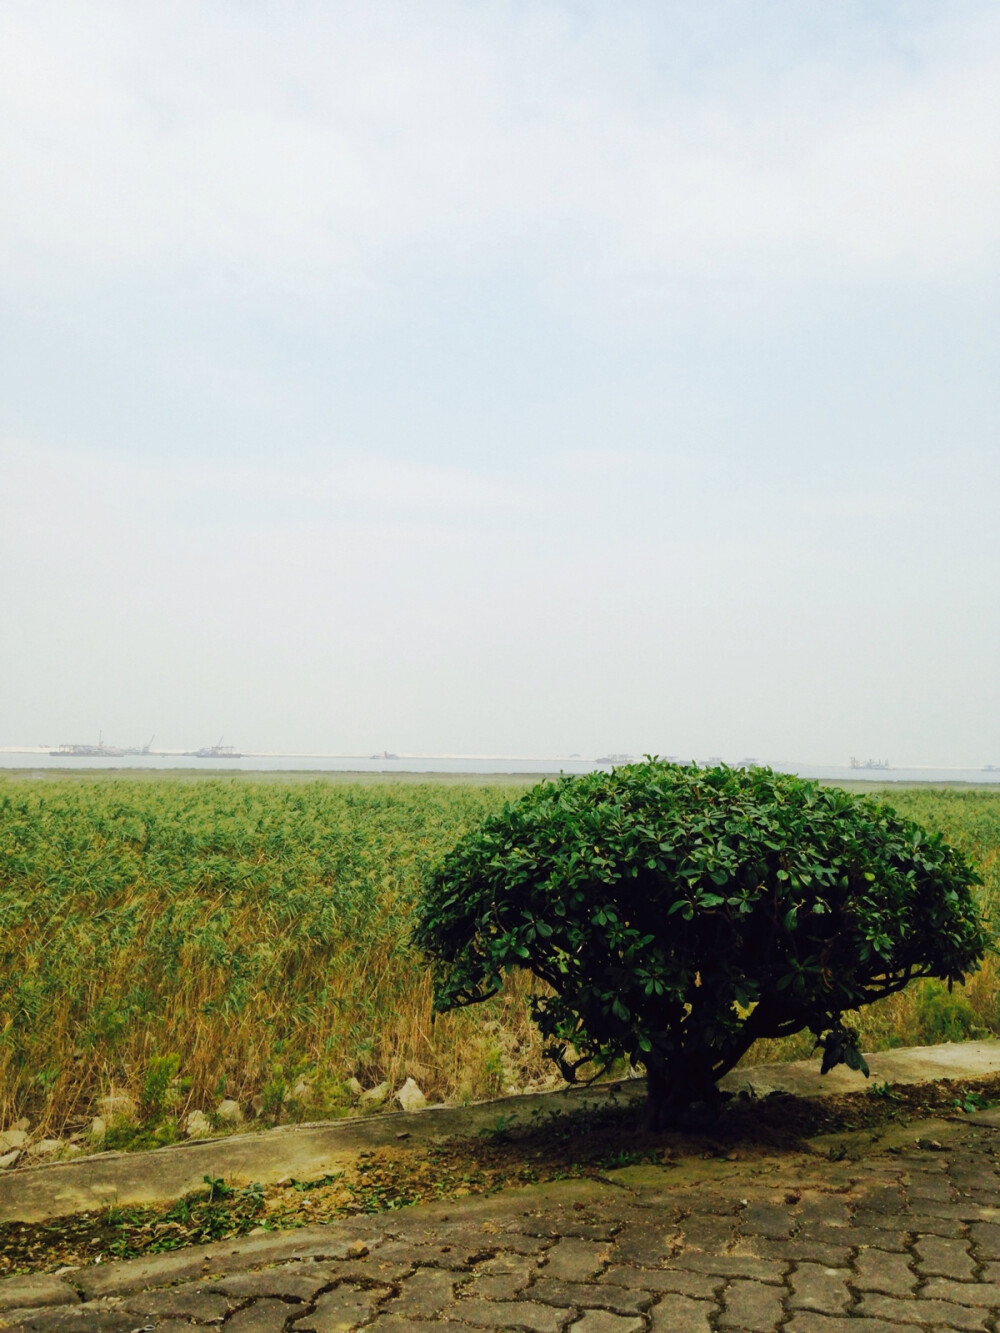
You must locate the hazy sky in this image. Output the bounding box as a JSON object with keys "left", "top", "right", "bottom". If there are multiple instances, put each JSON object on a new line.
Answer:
{"left": 2, "top": 1, "right": 999, "bottom": 764}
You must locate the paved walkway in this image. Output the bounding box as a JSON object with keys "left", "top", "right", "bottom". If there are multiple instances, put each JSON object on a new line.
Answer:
{"left": 1, "top": 1111, "right": 998, "bottom": 1332}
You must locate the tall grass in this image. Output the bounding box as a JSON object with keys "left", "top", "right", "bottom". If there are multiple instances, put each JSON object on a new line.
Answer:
{"left": 0, "top": 778, "right": 550, "bottom": 1136}
{"left": 1, "top": 776, "right": 997, "bottom": 1138}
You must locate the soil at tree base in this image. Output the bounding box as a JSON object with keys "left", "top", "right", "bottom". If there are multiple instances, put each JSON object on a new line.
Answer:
{"left": 3, "top": 1071, "right": 998, "bottom": 1280}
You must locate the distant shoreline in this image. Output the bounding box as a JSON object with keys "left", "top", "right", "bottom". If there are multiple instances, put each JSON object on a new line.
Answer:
{"left": 2, "top": 763, "right": 1000, "bottom": 791}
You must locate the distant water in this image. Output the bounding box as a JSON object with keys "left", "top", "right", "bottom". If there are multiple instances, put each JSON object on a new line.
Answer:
{"left": 1, "top": 752, "right": 999, "bottom": 784}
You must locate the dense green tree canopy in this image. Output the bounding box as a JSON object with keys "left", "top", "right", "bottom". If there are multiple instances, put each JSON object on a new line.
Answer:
{"left": 415, "top": 762, "right": 989, "bottom": 1126}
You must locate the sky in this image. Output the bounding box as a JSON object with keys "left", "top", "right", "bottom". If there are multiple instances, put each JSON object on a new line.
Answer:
{"left": 2, "top": 0, "right": 999, "bottom": 764}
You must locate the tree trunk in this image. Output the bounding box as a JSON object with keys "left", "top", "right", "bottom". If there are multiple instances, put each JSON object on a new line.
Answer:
{"left": 643, "top": 1052, "right": 725, "bottom": 1131}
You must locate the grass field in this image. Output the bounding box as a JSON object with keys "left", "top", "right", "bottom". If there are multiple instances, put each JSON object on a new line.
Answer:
{"left": 1, "top": 772, "right": 997, "bottom": 1142}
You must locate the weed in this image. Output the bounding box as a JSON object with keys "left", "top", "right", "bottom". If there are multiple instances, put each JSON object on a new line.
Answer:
{"left": 478, "top": 1112, "right": 518, "bottom": 1138}
{"left": 203, "top": 1175, "right": 234, "bottom": 1203}
{"left": 595, "top": 1147, "right": 659, "bottom": 1169}
{"left": 869, "top": 1082, "right": 899, "bottom": 1100}
{"left": 0, "top": 777, "right": 549, "bottom": 1136}
{"left": 141, "top": 1054, "right": 183, "bottom": 1118}
{"left": 954, "top": 1089, "right": 995, "bottom": 1113}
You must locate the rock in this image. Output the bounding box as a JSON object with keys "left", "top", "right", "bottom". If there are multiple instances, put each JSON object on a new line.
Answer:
{"left": 290, "top": 1079, "right": 312, "bottom": 1102}
{"left": 0, "top": 1150, "right": 20, "bottom": 1170}
{"left": 346, "top": 1077, "right": 363, "bottom": 1099}
{"left": 395, "top": 1077, "right": 427, "bottom": 1113}
{"left": 185, "top": 1109, "right": 213, "bottom": 1138}
{"left": 0, "top": 1130, "right": 28, "bottom": 1153}
{"left": 26, "top": 1138, "right": 62, "bottom": 1159}
{"left": 89, "top": 1116, "right": 107, "bottom": 1143}
{"left": 96, "top": 1093, "right": 137, "bottom": 1122}
{"left": 359, "top": 1081, "right": 390, "bottom": 1107}
{"left": 13, "top": 1118, "right": 30, "bottom": 1133}
{"left": 215, "top": 1098, "right": 244, "bottom": 1126}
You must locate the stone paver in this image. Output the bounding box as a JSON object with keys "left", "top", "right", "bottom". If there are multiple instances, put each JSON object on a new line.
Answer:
{"left": 542, "top": 1238, "right": 611, "bottom": 1281}
{"left": 445, "top": 1298, "right": 569, "bottom": 1330}
{"left": 921, "top": 1278, "right": 1000, "bottom": 1307}
{"left": 528, "top": 1278, "right": 649, "bottom": 1314}
{"left": 571, "top": 1312, "right": 642, "bottom": 1333}
{"left": 855, "top": 1292, "right": 991, "bottom": 1329}
{"left": 786, "top": 1262, "right": 852, "bottom": 1315}
{"left": 382, "top": 1267, "right": 456, "bottom": 1319}
{"left": 600, "top": 1267, "right": 721, "bottom": 1299}
{"left": 717, "top": 1278, "right": 786, "bottom": 1330}
{"left": 785, "top": 1318, "right": 898, "bottom": 1333}
{"left": 968, "top": 1220, "right": 1000, "bottom": 1257}
{"left": 852, "top": 1245, "right": 917, "bottom": 1295}
{"left": 123, "top": 1281, "right": 233, "bottom": 1321}
{"left": 226, "top": 1299, "right": 301, "bottom": 1333}
{"left": 294, "top": 1284, "right": 389, "bottom": 1331}
{"left": 646, "top": 1293, "right": 714, "bottom": 1333}
{"left": 2, "top": 1116, "right": 1000, "bottom": 1332}
{"left": 915, "top": 1233, "right": 977, "bottom": 1279}
{"left": 0, "top": 1307, "right": 137, "bottom": 1332}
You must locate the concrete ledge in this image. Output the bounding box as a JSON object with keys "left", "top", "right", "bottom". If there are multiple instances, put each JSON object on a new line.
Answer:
{"left": 73, "top": 1226, "right": 377, "bottom": 1301}
{"left": 1, "top": 1039, "right": 997, "bottom": 1225}
{"left": 720, "top": 1039, "right": 1000, "bottom": 1099}
{"left": 0, "top": 1082, "right": 645, "bottom": 1224}
{"left": 71, "top": 1178, "right": 621, "bottom": 1303}
{"left": 0, "top": 1275, "right": 80, "bottom": 1315}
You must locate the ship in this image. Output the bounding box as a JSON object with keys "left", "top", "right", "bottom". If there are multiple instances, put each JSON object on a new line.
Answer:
{"left": 189, "top": 737, "right": 243, "bottom": 759}
{"left": 122, "top": 735, "right": 156, "bottom": 756}
{"left": 850, "top": 757, "right": 891, "bottom": 770}
{"left": 50, "top": 734, "right": 126, "bottom": 758}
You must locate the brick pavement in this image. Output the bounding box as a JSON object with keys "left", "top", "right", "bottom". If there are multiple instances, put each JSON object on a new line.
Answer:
{"left": 0, "top": 1116, "right": 998, "bottom": 1332}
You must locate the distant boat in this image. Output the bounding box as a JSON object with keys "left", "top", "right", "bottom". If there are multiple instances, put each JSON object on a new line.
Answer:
{"left": 188, "top": 737, "right": 242, "bottom": 759}
{"left": 370, "top": 751, "right": 399, "bottom": 760}
{"left": 850, "top": 757, "right": 891, "bottom": 770}
{"left": 50, "top": 734, "right": 125, "bottom": 758}
{"left": 122, "top": 735, "right": 156, "bottom": 756}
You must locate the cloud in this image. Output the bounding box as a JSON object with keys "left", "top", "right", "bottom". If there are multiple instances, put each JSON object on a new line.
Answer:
{"left": 3, "top": 5, "right": 999, "bottom": 762}
{"left": 2, "top": 0, "right": 999, "bottom": 304}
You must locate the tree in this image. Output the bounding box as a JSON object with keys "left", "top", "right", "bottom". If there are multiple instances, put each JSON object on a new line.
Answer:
{"left": 414, "top": 761, "right": 989, "bottom": 1128}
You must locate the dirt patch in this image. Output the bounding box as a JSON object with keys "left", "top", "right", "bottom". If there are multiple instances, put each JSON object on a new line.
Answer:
{"left": 2, "top": 1072, "right": 997, "bottom": 1280}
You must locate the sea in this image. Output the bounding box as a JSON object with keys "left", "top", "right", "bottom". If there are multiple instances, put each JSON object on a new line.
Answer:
{"left": 1, "top": 751, "right": 998, "bottom": 784}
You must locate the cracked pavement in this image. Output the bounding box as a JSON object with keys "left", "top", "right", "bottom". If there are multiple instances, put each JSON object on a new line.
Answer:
{"left": 1, "top": 1113, "right": 998, "bottom": 1333}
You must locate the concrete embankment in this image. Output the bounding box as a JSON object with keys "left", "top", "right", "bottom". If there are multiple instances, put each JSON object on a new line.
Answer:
{"left": 2, "top": 1040, "right": 998, "bottom": 1224}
